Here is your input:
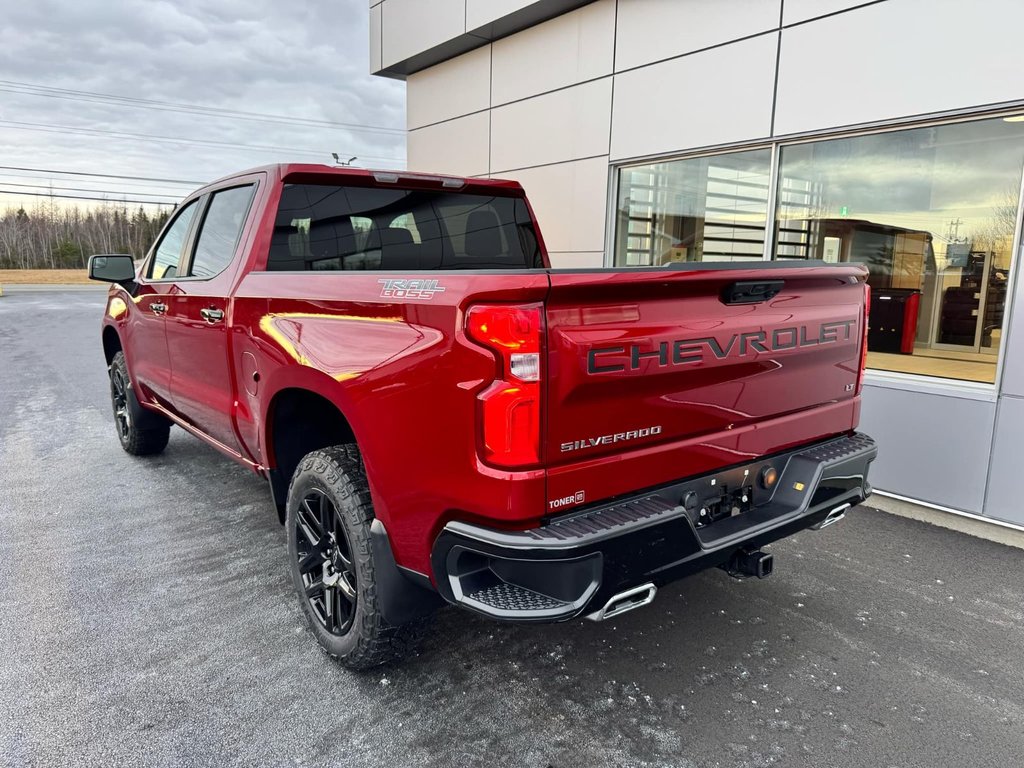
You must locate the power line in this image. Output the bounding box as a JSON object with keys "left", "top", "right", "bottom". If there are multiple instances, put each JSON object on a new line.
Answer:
{"left": 0, "top": 80, "right": 407, "bottom": 136}
{"left": 0, "top": 171, "right": 193, "bottom": 194}
{"left": 0, "top": 81, "right": 406, "bottom": 135}
{"left": 0, "top": 119, "right": 405, "bottom": 163}
{"left": 0, "top": 189, "right": 175, "bottom": 206}
{"left": 0, "top": 119, "right": 331, "bottom": 158}
{"left": 0, "top": 165, "right": 204, "bottom": 185}
{"left": 0, "top": 181, "right": 181, "bottom": 199}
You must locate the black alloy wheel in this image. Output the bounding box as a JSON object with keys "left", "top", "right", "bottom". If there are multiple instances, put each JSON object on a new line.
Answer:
{"left": 294, "top": 488, "right": 358, "bottom": 636}
{"left": 107, "top": 350, "right": 170, "bottom": 455}
{"left": 110, "top": 364, "right": 131, "bottom": 441}
{"left": 286, "top": 445, "right": 427, "bottom": 668}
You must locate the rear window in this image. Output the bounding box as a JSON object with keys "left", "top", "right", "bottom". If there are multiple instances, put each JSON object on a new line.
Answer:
{"left": 265, "top": 183, "right": 543, "bottom": 271}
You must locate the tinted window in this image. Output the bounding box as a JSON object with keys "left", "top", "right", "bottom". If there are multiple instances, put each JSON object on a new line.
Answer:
{"left": 615, "top": 148, "right": 771, "bottom": 266}
{"left": 773, "top": 116, "right": 1024, "bottom": 384}
{"left": 189, "top": 185, "right": 256, "bottom": 278}
{"left": 266, "top": 184, "right": 542, "bottom": 271}
{"left": 148, "top": 200, "right": 199, "bottom": 280}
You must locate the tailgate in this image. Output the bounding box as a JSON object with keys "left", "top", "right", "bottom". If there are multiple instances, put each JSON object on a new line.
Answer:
{"left": 543, "top": 264, "right": 868, "bottom": 507}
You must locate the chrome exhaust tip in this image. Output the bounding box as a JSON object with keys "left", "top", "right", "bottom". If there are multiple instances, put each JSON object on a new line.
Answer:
{"left": 585, "top": 583, "right": 657, "bottom": 622}
{"left": 812, "top": 503, "right": 851, "bottom": 530}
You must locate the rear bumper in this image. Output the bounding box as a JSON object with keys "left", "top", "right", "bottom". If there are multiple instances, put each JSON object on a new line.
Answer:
{"left": 431, "top": 432, "right": 877, "bottom": 622}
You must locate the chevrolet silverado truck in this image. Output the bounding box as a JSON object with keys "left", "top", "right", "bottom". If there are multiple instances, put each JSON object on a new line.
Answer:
{"left": 88, "top": 164, "right": 877, "bottom": 669}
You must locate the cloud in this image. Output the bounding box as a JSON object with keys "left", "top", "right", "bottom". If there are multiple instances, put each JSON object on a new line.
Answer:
{"left": 0, "top": 0, "right": 406, "bottom": 207}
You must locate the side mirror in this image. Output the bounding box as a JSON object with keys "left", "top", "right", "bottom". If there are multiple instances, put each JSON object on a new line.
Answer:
{"left": 88, "top": 254, "right": 136, "bottom": 284}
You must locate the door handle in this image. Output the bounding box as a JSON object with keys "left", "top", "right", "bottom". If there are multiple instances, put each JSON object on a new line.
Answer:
{"left": 150, "top": 302, "right": 167, "bottom": 314}
{"left": 200, "top": 307, "right": 225, "bottom": 324}
{"left": 721, "top": 280, "right": 785, "bottom": 305}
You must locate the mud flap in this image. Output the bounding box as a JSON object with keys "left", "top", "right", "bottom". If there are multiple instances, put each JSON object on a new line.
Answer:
{"left": 370, "top": 519, "right": 443, "bottom": 625}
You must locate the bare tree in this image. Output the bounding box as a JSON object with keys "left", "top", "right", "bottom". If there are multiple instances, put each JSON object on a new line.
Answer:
{"left": 969, "top": 183, "right": 1019, "bottom": 266}
{"left": 0, "top": 202, "right": 171, "bottom": 269}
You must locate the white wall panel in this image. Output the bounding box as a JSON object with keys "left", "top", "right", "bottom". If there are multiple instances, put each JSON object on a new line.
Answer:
{"left": 407, "top": 112, "right": 490, "bottom": 177}
{"left": 491, "top": 0, "right": 614, "bottom": 105}
{"left": 775, "top": 0, "right": 1024, "bottom": 136}
{"left": 858, "top": 384, "right": 996, "bottom": 514}
{"left": 547, "top": 251, "right": 604, "bottom": 268}
{"left": 381, "top": 0, "right": 466, "bottom": 69}
{"left": 611, "top": 34, "right": 777, "bottom": 160}
{"left": 407, "top": 45, "right": 491, "bottom": 129}
{"left": 782, "top": 0, "right": 877, "bottom": 25}
{"left": 983, "top": 395, "right": 1024, "bottom": 526}
{"left": 466, "top": 0, "right": 534, "bottom": 30}
{"left": 369, "top": 3, "right": 382, "bottom": 73}
{"left": 615, "top": 0, "right": 780, "bottom": 72}
{"left": 498, "top": 156, "right": 609, "bottom": 253}
{"left": 491, "top": 78, "right": 611, "bottom": 173}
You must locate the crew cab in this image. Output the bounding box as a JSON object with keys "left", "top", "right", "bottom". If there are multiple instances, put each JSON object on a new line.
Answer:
{"left": 89, "top": 164, "right": 877, "bottom": 669}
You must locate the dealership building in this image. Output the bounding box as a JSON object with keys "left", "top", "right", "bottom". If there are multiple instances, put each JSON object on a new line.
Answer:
{"left": 370, "top": 0, "right": 1024, "bottom": 532}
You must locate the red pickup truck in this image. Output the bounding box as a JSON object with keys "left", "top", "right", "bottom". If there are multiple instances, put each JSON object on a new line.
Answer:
{"left": 89, "top": 164, "right": 877, "bottom": 669}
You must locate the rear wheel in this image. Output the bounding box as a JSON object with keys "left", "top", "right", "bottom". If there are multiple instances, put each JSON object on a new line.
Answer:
{"left": 109, "top": 351, "right": 170, "bottom": 456}
{"left": 286, "top": 445, "right": 421, "bottom": 669}
{"left": 294, "top": 485, "right": 359, "bottom": 636}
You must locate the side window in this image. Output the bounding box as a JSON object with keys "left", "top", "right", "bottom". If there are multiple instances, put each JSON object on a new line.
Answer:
{"left": 389, "top": 213, "right": 421, "bottom": 243}
{"left": 148, "top": 199, "right": 199, "bottom": 280}
{"left": 268, "top": 185, "right": 377, "bottom": 271}
{"left": 351, "top": 216, "right": 373, "bottom": 251}
{"left": 189, "top": 185, "right": 256, "bottom": 279}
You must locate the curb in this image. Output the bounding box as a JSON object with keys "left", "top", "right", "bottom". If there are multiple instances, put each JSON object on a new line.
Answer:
{"left": 866, "top": 495, "right": 1024, "bottom": 551}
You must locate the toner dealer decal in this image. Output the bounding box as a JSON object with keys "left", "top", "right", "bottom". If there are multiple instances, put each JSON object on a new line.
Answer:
{"left": 549, "top": 490, "right": 585, "bottom": 511}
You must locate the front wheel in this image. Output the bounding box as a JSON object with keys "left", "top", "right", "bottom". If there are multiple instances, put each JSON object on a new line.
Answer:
{"left": 109, "top": 351, "right": 170, "bottom": 456}
{"left": 286, "top": 445, "right": 422, "bottom": 669}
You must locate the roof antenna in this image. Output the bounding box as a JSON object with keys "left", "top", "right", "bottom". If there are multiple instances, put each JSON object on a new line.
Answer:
{"left": 331, "top": 153, "right": 357, "bottom": 166}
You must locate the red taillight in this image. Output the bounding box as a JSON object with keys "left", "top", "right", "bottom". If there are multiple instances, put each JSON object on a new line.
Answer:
{"left": 857, "top": 283, "right": 871, "bottom": 394}
{"left": 466, "top": 303, "right": 543, "bottom": 467}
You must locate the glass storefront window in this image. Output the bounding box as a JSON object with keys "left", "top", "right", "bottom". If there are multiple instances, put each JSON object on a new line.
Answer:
{"left": 614, "top": 148, "right": 771, "bottom": 266}
{"left": 774, "top": 117, "right": 1024, "bottom": 384}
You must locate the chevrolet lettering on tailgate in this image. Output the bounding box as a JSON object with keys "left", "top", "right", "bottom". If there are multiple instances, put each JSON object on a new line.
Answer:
{"left": 587, "top": 320, "right": 857, "bottom": 375}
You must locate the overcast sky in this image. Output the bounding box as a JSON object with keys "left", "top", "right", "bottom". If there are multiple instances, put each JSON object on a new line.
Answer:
{"left": 0, "top": 0, "right": 406, "bottom": 210}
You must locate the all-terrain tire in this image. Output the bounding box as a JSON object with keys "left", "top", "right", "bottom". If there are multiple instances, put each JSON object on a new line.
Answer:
{"left": 109, "top": 351, "right": 170, "bottom": 456}
{"left": 285, "top": 445, "right": 423, "bottom": 669}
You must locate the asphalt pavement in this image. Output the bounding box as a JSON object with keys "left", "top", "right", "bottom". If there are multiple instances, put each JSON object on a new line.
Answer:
{"left": 1, "top": 289, "right": 1022, "bottom": 768}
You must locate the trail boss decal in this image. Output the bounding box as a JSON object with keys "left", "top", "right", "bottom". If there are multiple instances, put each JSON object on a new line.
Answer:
{"left": 378, "top": 278, "right": 446, "bottom": 300}
{"left": 587, "top": 320, "right": 857, "bottom": 374}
